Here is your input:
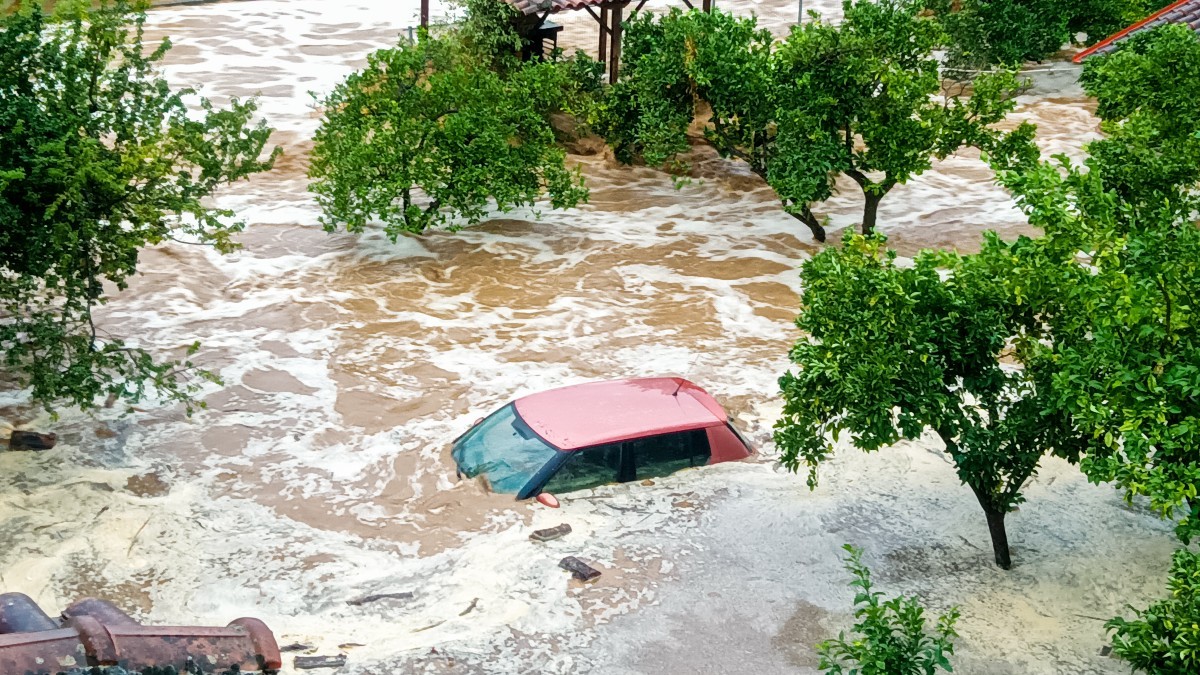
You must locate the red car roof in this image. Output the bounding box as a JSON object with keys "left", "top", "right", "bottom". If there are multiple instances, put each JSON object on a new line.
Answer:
{"left": 513, "top": 377, "right": 729, "bottom": 451}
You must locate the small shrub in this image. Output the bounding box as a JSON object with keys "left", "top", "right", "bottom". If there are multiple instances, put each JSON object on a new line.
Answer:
{"left": 1107, "top": 548, "right": 1200, "bottom": 674}
{"left": 817, "top": 545, "right": 959, "bottom": 675}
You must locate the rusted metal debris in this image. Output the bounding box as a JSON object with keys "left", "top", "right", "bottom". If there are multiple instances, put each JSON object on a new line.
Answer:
{"left": 8, "top": 430, "right": 56, "bottom": 451}
{"left": 558, "top": 556, "right": 601, "bottom": 582}
{"left": 0, "top": 593, "right": 281, "bottom": 674}
{"left": 295, "top": 654, "right": 348, "bottom": 670}
{"left": 346, "top": 591, "right": 414, "bottom": 606}
{"left": 529, "top": 523, "right": 572, "bottom": 542}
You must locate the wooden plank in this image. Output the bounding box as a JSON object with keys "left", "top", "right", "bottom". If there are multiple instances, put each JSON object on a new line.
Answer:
{"left": 346, "top": 591, "right": 414, "bottom": 606}
{"left": 530, "top": 523, "right": 572, "bottom": 542}
{"left": 295, "top": 655, "right": 348, "bottom": 670}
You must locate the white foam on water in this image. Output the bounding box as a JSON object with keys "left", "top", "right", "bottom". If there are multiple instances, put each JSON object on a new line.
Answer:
{"left": 0, "top": 1, "right": 1175, "bottom": 673}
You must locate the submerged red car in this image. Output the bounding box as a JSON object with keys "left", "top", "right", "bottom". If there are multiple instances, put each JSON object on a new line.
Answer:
{"left": 451, "top": 377, "right": 754, "bottom": 500}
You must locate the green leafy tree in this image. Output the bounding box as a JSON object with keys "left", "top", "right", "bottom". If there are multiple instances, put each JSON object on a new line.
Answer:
{"left": 0, "top": 0, "right": 277, "bottom": 415}
{"left": 818, "top": 545, "right": 959, "bottom": 674}
{"left": 774, "top": 233, "right": 1082, "bottom": 569}
{"left": 1079, "top": 23, "right": 1200, "bottom": 210}
{"left": 992, "top": 24, "right": 1200, "bottom": 543}
{"left": 928, "top": 0, "right": 1178, "bottom": 71}
{"left": 598, "top": 2, "right": 1032, "bottom": 242}
{"left": 1106, "top": 548, "right": 1200, "bottom": 674}
{"left": 928, "top": 0, "right": 1069, "bottom": 71}
{"left": 308, "top": 34, "right": 588, "bottom": 239}
{"left": 775, "top": 16, "right": 1200, "bottom": 571}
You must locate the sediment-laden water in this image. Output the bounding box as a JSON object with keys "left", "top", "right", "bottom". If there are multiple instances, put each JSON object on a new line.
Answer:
{"left": 0, "top": 2, "right": 1176, "bottom": 673}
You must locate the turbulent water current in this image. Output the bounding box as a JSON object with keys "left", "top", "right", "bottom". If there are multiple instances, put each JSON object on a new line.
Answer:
{"left": 0, "top": 1, "right": 1182, "bottom": 673}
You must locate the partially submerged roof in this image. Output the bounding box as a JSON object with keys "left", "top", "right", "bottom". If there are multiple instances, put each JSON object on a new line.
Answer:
{"left": 1074, "top": 0, "right": 1200, "bottom": 62}
{"left": 503, "top": 0, "right": 608, "bottom": 15}
{"left": 514, "top": 377, "right": 728, "bottom": 450}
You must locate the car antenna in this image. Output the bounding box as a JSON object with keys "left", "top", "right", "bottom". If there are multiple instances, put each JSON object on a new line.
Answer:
{"left": 672, "top": 353, "right": 701, "bottom": 397}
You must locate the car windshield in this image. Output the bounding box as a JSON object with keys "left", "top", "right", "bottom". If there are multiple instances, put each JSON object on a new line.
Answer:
{"left": 451, "top": 403, "right": 561, "bottom": 494}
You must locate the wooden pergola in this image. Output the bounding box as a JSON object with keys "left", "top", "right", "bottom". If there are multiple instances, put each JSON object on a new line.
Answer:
{"left": 419, "top": 0, "right": 714, "bottom": 81}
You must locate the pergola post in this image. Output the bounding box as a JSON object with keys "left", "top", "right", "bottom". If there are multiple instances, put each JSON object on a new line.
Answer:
{"left": 421, "top": 0, "right": 429, "bottom": 28}
{"left": 608, "top": 2, "right": 628, "bottom": 82}
{"left": 598, "top": 5, "right": 609, "bottom": 65}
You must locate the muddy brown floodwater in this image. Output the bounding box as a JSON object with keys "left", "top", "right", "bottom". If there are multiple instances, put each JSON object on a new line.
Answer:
{"left": 0, "top": 1, "right": 1178, "bottom": 674}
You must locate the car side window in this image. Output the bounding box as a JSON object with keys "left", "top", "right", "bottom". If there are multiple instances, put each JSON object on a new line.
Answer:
{"left": 541, "top": 443, "right": 622, "bottom": 494}
{"left": 629, "top": 429, "right": 710, "bottom": 480}
{"left": 540, "top": 430, "right": 712, "bottom": 495}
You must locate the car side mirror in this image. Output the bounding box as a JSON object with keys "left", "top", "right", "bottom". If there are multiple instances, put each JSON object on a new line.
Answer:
{"left": 536, "top": 492, "right": 560, "bottom": 508}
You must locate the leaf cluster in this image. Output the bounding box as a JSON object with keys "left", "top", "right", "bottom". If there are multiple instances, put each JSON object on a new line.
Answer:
{"left": 308, "top": 33, "right": 588, "bottom": 238}
{"left": 817, "top": 545, "right": 959, "bottom": 675}
{"left": 0, "top": 0, "right": 278, "bottom": 414}
{"left": 455, "top": 0, "right": 535, "bottom": 72}
{"left": 1106, "top": 548, "right": 1200, "bottom": 674}
{"left": 926, "top": 0, "right": 1178, "bottom": 72}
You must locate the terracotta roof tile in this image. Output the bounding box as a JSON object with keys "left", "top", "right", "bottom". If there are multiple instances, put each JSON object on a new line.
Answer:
{"left": 505, "top": 0, "right": 610, "bottom": 15}
{"left": 1075, "top": 0, "right": 1200, "bottom": 61}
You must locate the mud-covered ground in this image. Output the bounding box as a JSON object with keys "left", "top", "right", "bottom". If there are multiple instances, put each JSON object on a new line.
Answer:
{"left": 0, "top": 1, "right": 1178, "bottom": 673}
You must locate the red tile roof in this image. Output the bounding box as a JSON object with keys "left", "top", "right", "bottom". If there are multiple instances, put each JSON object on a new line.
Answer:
{"left": 1075, "top": 0, "right": 1200, "bottom": 62}
{"left": 505, "top": 0, "right": 610, "bottom": 15}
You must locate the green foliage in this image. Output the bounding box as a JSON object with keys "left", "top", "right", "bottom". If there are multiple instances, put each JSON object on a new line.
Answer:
{"left": 0, "top": 0, "right": 277, "bottom": 415}
{"left": 928, "top": 0, "right": 1068, "bottom": 71}
{"left": 774, "top": 232, "right": 1081, "bottom": 568}
{"left": 776, "top": 13, "right": 1200, "bottom": 571}
{"left": 929, "top": 0, "right": 1178, "bottom": 70}
{"left": 1068, "top": 0, "right": 1175, "bottom": 46}
{"left": 1107, "top": 548, "right": 1200, "bottom": 674}
{"left": 555, "top": 49, "right": 606, "bottom": 119}
{"left": 598, "top": 2, "right": 1031, "bottom": 242}
{"left": 992, "top": 25, "right": 1200, "bottom": 543}
{"left": 456, "top": 0, "right": 530, "bottom": 71}
{"left": 1080, "top": 23, "right": 1200, "bottom": 208}
{"left": 308, "top": 34, "right": 588, "bottom": 239}
{"left": 817, "top": 545, "right": 959, "bottom": 675}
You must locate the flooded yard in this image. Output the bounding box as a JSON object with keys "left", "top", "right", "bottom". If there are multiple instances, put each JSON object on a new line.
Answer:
{"left": 0, "top": 1, "right": 1179, "bottom": 673}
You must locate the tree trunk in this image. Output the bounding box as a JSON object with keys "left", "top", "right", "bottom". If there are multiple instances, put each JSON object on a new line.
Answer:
{"left": 861, "top": 191, "right": 882, "bottom": 235}
{"left": 789, "top": 205, "right": 826, "bottom": 243}
{"left": 976, "top": 493, "right": 1012, "bottom": 570}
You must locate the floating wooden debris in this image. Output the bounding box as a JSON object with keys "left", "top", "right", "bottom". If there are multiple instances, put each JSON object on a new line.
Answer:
{"left": 337, "top": 642, "right": 365, "bottom": 649}
{"left": 295, "top": 654, "right": 347, "bottom": 670}
{"left": 458, "top": 598, "right": 480, "bottom": 616}
{"left": 558, "top": 556, "right": 601, "bottom": 582}
{"left": 346, "top": 591, "right": 414, "bottom": 606}
{"left": 280, "top": 643, "right": 314, "bottom": 652}
{"left": 529, "top": 523, "right": 572, "bottom": 542}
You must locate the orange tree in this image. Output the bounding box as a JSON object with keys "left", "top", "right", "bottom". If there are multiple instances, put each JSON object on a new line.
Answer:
{"left": 594, "top": 1, "right": 1032, "bottom": 242}
{"left": 308, "top": 33, "right": 587, "bottom": 238}
{"left": 0, "top": 0, "right": 277, "bottom": 415}
{"left": 775, "top": 24, "right": 1200, "bottom": 571}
